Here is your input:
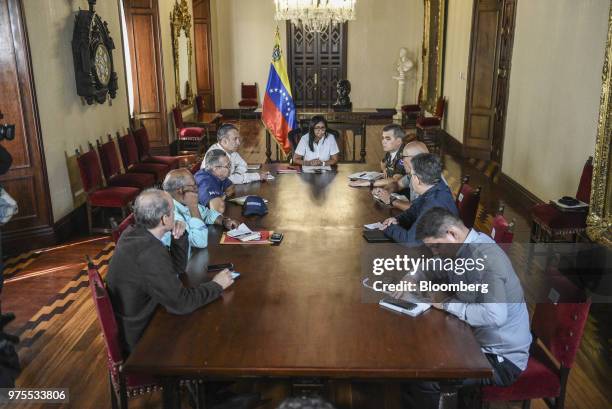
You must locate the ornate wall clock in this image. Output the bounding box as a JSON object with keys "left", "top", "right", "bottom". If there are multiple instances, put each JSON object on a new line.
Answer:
{"left": 72, "top": 0, "right": 118, "bottom": 105}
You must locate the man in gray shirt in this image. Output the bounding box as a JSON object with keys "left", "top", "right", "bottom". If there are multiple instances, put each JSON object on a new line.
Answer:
{"left": 403, "top": 207, "right": 531, "bottom": 409}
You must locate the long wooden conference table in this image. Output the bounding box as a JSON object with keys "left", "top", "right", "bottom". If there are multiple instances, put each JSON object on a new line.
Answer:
{"left": 124, "top": 164, "right": 492, "bottom": 409}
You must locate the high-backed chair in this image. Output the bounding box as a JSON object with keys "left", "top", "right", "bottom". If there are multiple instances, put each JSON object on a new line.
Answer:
{"left": 87, "top": 259, "right": 160, "bottom": 409}
{"left": 238, "top": 83, "right": 258, "bottom": 110}
{"left": 172, "top": 107, "right": 204, "bottom": 153}
{"left": 481, "top": 289, "right": 591, "bottom": 409}
{"left": 455, "top": 175, "right": 482, "bottom": 229}
{"left": 490, "top": 205, "right": 515, "bottom": 254}
{"left": 195, "top": 94, "right": 205, "bottom": 114}
{"left": 491, "top": 205, "right": 515, "bottom": 244}
{"left": 401, "top": 86, "right": 423, "bottom": 128}
{"left": 116, "top": 132, "right": 169, "bottom": 182}
{"left": 96, "top": 140, "right": 155, "bottom": 190}
{"left": 76, "top": 150, "right": 140, "bottom": 234}
{"left": 131, "top": 126, "right": 180, "bottom": 169}
{"left": 416, "top": 96, "right": 446, "bottom": 154}
{"left": 530, "top": 157, "right": 593, "bottom": 245}
{"left": 110, "top": 213, "right": 135, "bottom": 244}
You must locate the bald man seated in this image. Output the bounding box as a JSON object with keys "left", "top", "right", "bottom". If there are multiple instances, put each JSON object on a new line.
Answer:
{"left": 106, "top": 189, "right": 234, "bottom": 356}
{"left": 162, "top": 169, "right": 239, "bottom": 256}
{"left": 371, "top": 140, "right": 430, "bottom": 210}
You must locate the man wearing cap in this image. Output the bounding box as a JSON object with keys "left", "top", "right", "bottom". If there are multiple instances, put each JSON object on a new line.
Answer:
{"left": 204, "top": 123, "right": 270, "bottom": 184}
{"left": 194, "top": 149, "right": 235, "bottom": 214}
{"left": 162, "top": 169, "right": 239, "bottom": 255}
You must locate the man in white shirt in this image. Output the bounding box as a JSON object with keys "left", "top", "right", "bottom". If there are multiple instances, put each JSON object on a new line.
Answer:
{"left": 203, "top": 123, "right": 269, "bottom": 184}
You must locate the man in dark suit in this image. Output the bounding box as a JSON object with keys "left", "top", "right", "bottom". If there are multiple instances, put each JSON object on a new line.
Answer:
{"left": 106, "top": 189, "right": 234, "bottom": 356}
{"left": 379, "top": 153, "right": 458, "bottom": 244}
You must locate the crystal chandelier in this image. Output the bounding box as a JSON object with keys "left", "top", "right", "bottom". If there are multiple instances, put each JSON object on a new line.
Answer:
{"left": 274, "top": 0, "right": 356, "bottom": 34}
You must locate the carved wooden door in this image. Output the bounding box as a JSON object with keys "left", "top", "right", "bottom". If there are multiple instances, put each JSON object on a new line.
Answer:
{"left": 463, "top": 0, "right": 517, "bottom": 162}
{"left": 123, "top": 0, "right": 168, "bottom": 150}
{"left": 0, "top": 0, "right": 53, "bottom": 254}
{"left": 288, "top": 23, "right": 348, "bottom": 108}
{"left": 193, "top": 0, "right": 215, "bottom": 111}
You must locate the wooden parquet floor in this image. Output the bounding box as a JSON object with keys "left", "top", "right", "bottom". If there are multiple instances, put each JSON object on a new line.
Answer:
{"left": 2, "top": 119, "right": 610, "bottom": 409}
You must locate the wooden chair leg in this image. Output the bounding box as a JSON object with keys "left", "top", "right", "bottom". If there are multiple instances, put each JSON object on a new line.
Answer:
{"left": 109, "top": 374, "right": 119, "bottom": 409}
{"left": 87, "top": 202, "right": 93, "bottom": 235}
{"left": 522, "top": 399, "right": 531, "bottom": 409}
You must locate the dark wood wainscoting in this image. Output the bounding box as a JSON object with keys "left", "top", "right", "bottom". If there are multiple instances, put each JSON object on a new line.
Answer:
{"left": 0, "top": 0, "right": 53, "bottom": 254}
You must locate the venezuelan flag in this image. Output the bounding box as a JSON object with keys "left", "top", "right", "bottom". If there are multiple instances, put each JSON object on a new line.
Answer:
{"left": 262, "top": 29, "right": 297, "bottom": 155}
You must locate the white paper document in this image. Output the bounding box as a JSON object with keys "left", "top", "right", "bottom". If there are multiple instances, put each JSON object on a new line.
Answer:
{"left": 247, "top": 164, "right": 261, "bottom": 170}
{"left": 227, "top": 223, "right": 261, "bottom": 241}
{"left": 348, "top": 171, "right": 384, "bottom": 181}
{"left": 363, "top": 222, "right": 384, "bottom": 230}
{"left": 302, "top": 165, "right": 332, "bottom": 173}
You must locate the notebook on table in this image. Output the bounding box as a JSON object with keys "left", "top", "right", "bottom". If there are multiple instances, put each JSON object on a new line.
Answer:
{"left": 362, "top": 230, "right": 393, "bottom": 243}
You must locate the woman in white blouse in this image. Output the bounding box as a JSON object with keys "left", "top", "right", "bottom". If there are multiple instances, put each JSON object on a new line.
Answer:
{"left": 292, "top": 116, "right": 339, "bottom": 166}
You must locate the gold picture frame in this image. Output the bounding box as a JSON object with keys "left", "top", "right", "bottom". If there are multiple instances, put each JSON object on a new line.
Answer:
{"left": 421, "top": 0, "right": 446, "bottom": 113}
{"left": 587, "top": 5, "right": 612, "bottom": 248}
{"left": 171, "top": 0, "right": 193, "bottom": 106}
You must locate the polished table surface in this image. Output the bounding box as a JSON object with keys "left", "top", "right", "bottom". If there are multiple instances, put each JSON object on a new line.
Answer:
{"left": 124, "top": 164, "right": 492, "bottom": 381}
{"left": 183, "top": 111, "right": 223, "bottom": 125}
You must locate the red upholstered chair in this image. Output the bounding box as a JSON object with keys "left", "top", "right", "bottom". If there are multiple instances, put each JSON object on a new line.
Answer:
{"left": 401, "top": 86, "right": 423, "bottom": 127}
{"left": 481, "top": 287, "right": 591, "bottom": 409}
{"left": 238, "top": 83, "right": 258, "bottom": 120}
{"left": 131, "top": 126, "right": 180, "bottom": 169}
{"left": 110, "top": 213, "right": 135, "bottom": 244}
{"left": 530, "top": 157, "right": 593, "bottom": 244}
{"left": 490, "top": 205, "right": 515, "bottom": 250}
{"left": 96, "top": 140, "right": 155, "bottom": 190}
{"left": 189, "top": 159, "right": 203, "bottom": 174}
{"left": 77, "top": 150, "right": 140, "bottom": 234}
{"left": 116, "top": 132, "right": 170, "bottom": 182}
{"left": 172, "top": 106, "right": 204, "bottom": 152}
{"left": 456, "top": 175, "right": 482, "bottom": 229}
{"left": 195, "top": 95, "right": 205, "bottom": 114}
{"left": 416, "top": 96, "right": 445, "bottom": 154}
{"left": 87, "top": 259, "right": 160, "bottom": 409}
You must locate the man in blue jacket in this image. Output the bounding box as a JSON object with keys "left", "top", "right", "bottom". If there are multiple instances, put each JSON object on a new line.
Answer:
{"left": 194, "top": 149, "right": 235, "bottom": 214}
{"left": 379, "top": 153, "right": 458, "bottom": 244}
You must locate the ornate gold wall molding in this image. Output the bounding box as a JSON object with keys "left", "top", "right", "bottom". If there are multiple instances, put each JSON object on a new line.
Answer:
{"left": 421, "top": 0, "right": 446, "bottom": 113}
{"left": 587, "top": 4, "right": 612, "bottom": 247}
{"left": 171, "top": 0, "right": 193, "bottom": 106}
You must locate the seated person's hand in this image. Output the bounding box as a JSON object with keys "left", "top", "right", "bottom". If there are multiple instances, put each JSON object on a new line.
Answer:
{"left": 307, "top": 159, "right": 323, "bottom": 166}
{"left": 222, "top": 217, "right": 239, "bottom": 230}
{"left": 348, "top": 180, "right": 371, "bottom": 187}
{"left": 212, "top": 268, "right": 234, "bottom": 290}
{"left": 225, "top": 185, "right": 236, "bottom": 198}
{"left": 172, "top": 220, "right": 187, "bottom": 239}
{"left": 385, "top": 181, "right": 400, "bottom": 193}
{"left": 259, "top": 171, "right": 270, "bottom": 182}
{"left": 380, "top": 217, "right": 397, "bottom": 229}
{"left": 209, "top": 197, "right": 226, "bottom": 214}
{"left": 372, "top": 188, "right": 391, "bottom": 205}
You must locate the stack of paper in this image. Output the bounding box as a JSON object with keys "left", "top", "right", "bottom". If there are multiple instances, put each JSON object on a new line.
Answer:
{"left": 228, "top": 196, "right": 269, "bottom": 206}
{"left": 363, "top": 222, "right": 384, "bottom": 230}
{"left": 348, "top": 171, "right": 384, "bottom": 181}
{"left": 276, "top": 166, "right": 300, "bottom": 174}
{"left": 227, "top": 223, "right": 261, "bottom": 242}
{"left": 390, "top": 193, "right": 409, "bottom": 201}
{"left": 302, "top": 165, "right": 332, "bottom": 173}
